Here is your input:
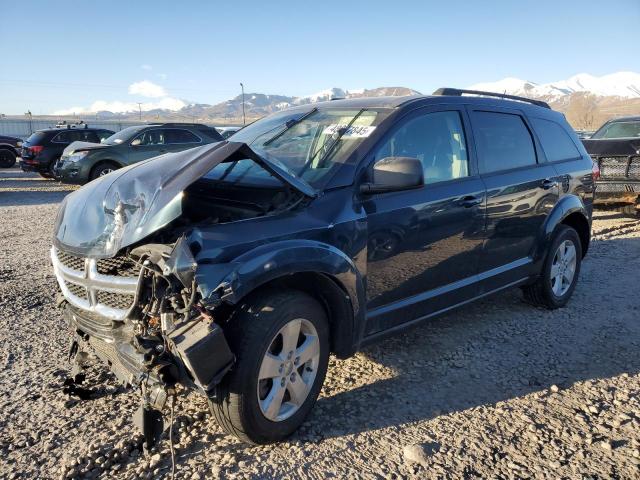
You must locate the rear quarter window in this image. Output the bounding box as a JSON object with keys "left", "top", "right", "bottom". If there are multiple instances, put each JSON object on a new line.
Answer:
{"left": 25, "top": 132, "right": 48, "bottom": 145}
{"left": 530, "top": 118, "right": 580, "bottom": 162}
{"left": 471, "top": 111, "right": 537, "bottom": 174}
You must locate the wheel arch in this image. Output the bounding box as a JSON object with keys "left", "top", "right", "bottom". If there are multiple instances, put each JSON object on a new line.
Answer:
{"left": 195, "top": 240, "right": 367, "bottom": 358}
{"left": 536, "top": 195, "right": 591, "bottom": 263}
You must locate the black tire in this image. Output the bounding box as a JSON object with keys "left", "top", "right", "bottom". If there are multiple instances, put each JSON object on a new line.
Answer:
{"left": 38, "top": 158, "right": 58, "bottom": 179}
{"left": 0, "top": 148, "right": 17, "bottom": 168}
{"left": 209, "top": 289, "right": 330, "bottom": 444}
{"left": 523, "top": 225, "right": 582, "bottom": 309}
{"left": 90, "top": 161, "right": 119, "bottom": 181}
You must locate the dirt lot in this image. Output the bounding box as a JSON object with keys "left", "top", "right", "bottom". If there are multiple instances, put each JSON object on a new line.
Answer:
{"left": 1, "top": 167, "right": 639, "bottom": 480}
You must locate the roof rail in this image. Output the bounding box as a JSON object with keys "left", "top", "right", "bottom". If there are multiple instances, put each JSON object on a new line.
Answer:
{"left": 432, "top": 87, "right": 550, "bottom": 109}
{"left": 159, "top": 122, "right": 210, "bottom": 128}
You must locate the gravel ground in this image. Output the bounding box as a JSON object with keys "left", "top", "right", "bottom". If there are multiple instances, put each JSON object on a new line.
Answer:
{"left": 1, "top": 167, "right": 639, "bottom": 479}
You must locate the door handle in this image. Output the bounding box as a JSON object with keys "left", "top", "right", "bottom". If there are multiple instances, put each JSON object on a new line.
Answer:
{"left": 458, "top": 195, "right": 483, "bottom": 208}
{"left": 541, "top": 178, "right": 558, "bottom": 190}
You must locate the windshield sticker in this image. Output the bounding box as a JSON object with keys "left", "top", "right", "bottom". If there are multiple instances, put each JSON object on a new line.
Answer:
{"left": 322, "top": 125, "right": 376, "bottom": 138}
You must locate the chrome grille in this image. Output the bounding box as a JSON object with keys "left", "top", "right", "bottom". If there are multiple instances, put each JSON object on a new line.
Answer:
{"left": 65, "top": 281, "right": 88, "bottom": 300}
{"left": 96, "top": 257, "right": 141, "bottom": 277}
{"left": 51, "top": 247, "right": 139, "bottom": 321}
{"left": 97, "top": 291, "right": 136, "bottom": 310}
{"left": 57, "top": 250, "right": 85, "bottom": 271}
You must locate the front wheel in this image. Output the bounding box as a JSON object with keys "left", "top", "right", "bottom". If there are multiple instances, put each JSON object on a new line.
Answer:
{"left": 523, "top": 225, "right": 582, "bottom": 309}
{"left": 90, "top": 161, "right": 119, "bottom": 181}
{"left": 209, "top": 290, "right": 329, "bottom": 444}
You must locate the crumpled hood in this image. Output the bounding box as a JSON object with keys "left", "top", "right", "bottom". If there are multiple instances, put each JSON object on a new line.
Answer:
{"left": 53, "top": 141, "right": 314, "bottom": 258}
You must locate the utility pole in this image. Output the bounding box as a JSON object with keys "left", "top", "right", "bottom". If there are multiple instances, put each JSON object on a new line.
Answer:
{"left": 240, "top": 82, "right": 246, "bottom": 126}
{"left": 25, "top": 110, "right": 33, "bottom": 134}
{"left": 137, "top": 103, "right": 142, "bottom": 121}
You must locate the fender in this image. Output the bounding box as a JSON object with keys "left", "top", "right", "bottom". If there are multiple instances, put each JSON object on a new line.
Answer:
{"left": 533, "top": 193, "right": 589, "bottom": 265}
{"left": 194, "top": 239, "right": 366, "bottom": 351}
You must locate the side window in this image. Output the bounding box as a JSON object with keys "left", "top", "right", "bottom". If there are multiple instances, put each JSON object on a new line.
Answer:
{"left": 472, "top": 111, "right": 537, "bottom": 174}
{"left": 52, "top": 131, "right": 72, "bottom": 143}
{"left": 374, "top": 111, "right": 469, "bottom": 184}
{"left": 165, "top": 129, "right": 201, "bottom": 144}
{"left": 72, "top": 130, "right": 99, "bottom": 143}
{"left": 133, "top": 129, "right": 166, "bottom": 146}
{"left": 530, "top": 118, "right": 581, "bottom": 162}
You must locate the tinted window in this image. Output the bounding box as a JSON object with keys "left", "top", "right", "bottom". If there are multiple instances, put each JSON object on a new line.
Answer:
{"left": 97, "top": 130, "right": 114, "bottom": 142}
{"left": 472, "top": 111, "right": 537, "bottom": 173}
{"left": 531, "top": 118, "right": 580, "bottom": 162}
{"left": 165, "top": 129, "right": 200, "bottom": 144}
{"left": 133, "top": 129, "right": 166, "bottom": 145}
{"left": 374, "top": 111, "right": 469, "bottom": 184}
{"left": 52, "top": 131, "right": 74, "bottom": 143}
{"left": 591, "top": 121, "right": 640, "bottom": 139}
{"left": 25, "top": 132, "right": 48, "bottom": 145}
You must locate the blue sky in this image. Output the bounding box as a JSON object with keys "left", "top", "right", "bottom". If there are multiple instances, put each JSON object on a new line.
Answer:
{"left": 1, "top": 0, "right": 638, "bottom": 115}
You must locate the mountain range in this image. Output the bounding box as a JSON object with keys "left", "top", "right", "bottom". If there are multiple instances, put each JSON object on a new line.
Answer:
{"left": 54, "top": 73, "right": 640, "bottom": 130}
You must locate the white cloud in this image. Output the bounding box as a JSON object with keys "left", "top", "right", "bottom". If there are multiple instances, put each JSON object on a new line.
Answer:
{"left": 128, "top": 80, "right": 167, "bottom": 98}
{"left": 52, "top": 97, "right": 186, "bottom": 115}
{"left": 51, "top": 79, "right": 186, "bottom": 115}
{"left": 141, "top": 64, "right": 153, "bottom": 70}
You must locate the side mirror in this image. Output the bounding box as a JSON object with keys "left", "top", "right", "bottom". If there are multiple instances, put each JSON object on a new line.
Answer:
{"left": 131, "top": 138, "right": 142, "bottom": 146}
{"left": 360, "top": 156, "right": 424, "bottom": 194}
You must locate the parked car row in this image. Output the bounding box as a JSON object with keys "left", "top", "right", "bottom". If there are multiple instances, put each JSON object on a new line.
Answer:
{"left": 54, "top": 123, "right": 223, "bottom": 183}
{"left": 15, "top": 121, "right": 224, "bottom": 183}
{"left": 21, "top": 122, "right": 115, "bottom": 178}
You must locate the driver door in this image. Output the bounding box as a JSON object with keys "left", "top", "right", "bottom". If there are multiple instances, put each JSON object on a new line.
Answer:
{"left": 363, "top": 106, "right": 486, "bottom": 335}
{"left": 129, "top": 128, "right": 168, "bottom": 163}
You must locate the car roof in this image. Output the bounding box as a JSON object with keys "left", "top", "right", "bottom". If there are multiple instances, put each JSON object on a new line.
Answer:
{"left": 36, "top": 127, "right": 111, "bottom": 133}
{"left": 301, "top": 94, "right": 561, "bottom": 118}
{"left": 604, "top": 115, "right": 640, "bottom": 123}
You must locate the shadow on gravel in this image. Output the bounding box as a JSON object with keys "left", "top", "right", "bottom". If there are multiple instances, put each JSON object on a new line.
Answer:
{"left": 312, "top": 236, "right": 640, "bottom": 439}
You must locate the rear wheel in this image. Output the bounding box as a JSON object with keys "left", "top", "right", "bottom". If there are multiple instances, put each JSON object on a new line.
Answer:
{"left": 90, "top": 161, "right": 119, "bottom": 181}
{"left": 523, "top": 225, "right": 582, "bottom": 309}
{"left": 209, "top": 290, "right": 329, "bottom": 444}
{"left": 0, "top": 148, "right": 16, "bottom": 168}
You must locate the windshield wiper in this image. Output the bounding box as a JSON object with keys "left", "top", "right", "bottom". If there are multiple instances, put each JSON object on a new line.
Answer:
{"left": 298, "top": 109, "right": 366, "bottom": 177}
{"left": 262, "top": 107, "right": 318, "bottom": 146}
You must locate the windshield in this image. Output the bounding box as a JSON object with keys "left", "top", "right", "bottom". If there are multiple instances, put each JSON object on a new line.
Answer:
{"left": 591, "top": 121, "right": 640, "bottom": 139}
{"left": 102, "top": 126, "right": 145, "bottom": 145}
{"left": 230, "top": 108, "right": 388, "bottom": 188}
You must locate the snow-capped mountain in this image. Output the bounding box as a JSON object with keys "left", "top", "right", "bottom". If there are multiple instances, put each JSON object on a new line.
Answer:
{"left": 469, "top": 72, "right": 640, "bottom": 99}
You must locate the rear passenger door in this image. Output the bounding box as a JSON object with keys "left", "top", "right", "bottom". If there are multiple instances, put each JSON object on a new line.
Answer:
{"left": 468, "top": 107, "right": 560, "bottom": 290}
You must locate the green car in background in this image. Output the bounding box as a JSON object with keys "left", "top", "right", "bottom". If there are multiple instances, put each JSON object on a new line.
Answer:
{"left": 54, "top": 123, "right": 223, "bottom": 184}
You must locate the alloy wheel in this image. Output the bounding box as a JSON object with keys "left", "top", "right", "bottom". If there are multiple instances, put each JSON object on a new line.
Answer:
{"left": 550, "top": 239, "right": 577, "bottom": 296}
{"left": 257, "top": 318, "right": 320, "bottom": 422}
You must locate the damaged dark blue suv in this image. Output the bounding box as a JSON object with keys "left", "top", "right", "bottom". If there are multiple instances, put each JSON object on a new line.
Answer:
{"left": 52, "top": 89, "right": 595, "bottom": 445}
